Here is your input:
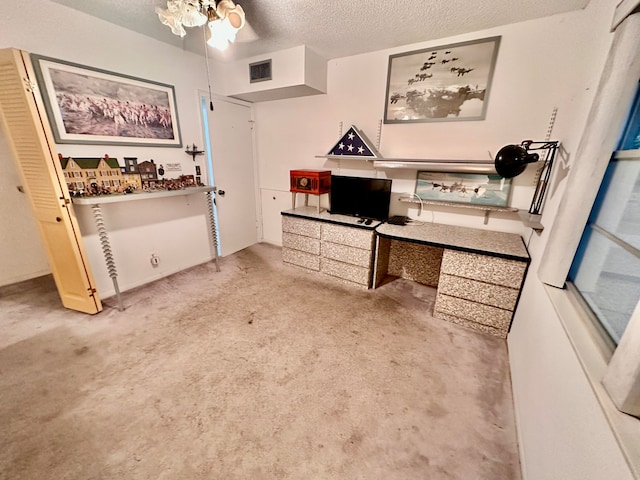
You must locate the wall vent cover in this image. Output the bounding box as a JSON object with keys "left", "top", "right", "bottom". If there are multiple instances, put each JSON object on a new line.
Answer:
{"left": 249, "top": 59, "right": 272, "bottom": 83}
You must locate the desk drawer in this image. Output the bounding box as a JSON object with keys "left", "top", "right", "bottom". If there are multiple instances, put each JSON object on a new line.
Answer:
{"left": 282, "top": 232, "right": 320, "bottom": 255}
{"left": 321, "top": 258, "right": 370, "bottom": 286}
{"left": 434, "top": 293, "right": 512, "bottom": 332}
{"left": 282, "top": 216, "right": 321, "bottom": 239}
{"left": 282, "top": 248, "right": 320, "bottom": 271}
{"left": 321, "top": 242, "right": 371, "bottom": 268}
{"left": 441, "top": 250, "right": 527, "bottom": 289}
{"left": 321, "top": 224, "right": 374, "bottom": 250}
{"left": 438, "top": 273, "right": 519, "bottom": 311}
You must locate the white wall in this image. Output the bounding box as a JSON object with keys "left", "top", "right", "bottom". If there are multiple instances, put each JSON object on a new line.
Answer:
{"left": 251, "top": 0, "right": 634, "bottom": 478}
{"left": 253, "top": 4, "right": 615, "bottom": 241}
{"left": 0, "top": 126, "right": 51, "bottom": 286}
{"left": 0, "top": 0, "right": 226, "bottom": 296}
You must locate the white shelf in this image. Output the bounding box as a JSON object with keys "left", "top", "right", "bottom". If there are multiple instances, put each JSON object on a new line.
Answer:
{"left": 398, "top": 196, "right": 546, "bottom": 229}
{"left": 374, "top": 159, "right": 496, "bottom": 173}
{"left": 517, "top": 210, "right": 544, "bottom": 231}
{"left": 316, "top": 155, "right": 497, "bottom": 174}
{"left": 71, "top": 186, "right": 215, "bottom": 205}
{"left": 315, "top": 155, "right": 374, "bottom": 161}
{"left": 399, "top": 196, "right": 517, "bottom": 213}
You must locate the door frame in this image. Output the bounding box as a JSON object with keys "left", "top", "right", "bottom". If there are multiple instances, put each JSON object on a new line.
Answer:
{"left": 196, "top": 90, "right": 263, "bottom": 245}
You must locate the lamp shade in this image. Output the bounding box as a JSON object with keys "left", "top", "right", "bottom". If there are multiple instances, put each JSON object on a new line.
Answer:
{"left": 494, "top": 144, "right": 540, "bottom": 178}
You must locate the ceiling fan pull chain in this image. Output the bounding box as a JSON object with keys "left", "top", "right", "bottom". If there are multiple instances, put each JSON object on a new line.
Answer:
{"left": 202, "top": 24, "right": 215, "bottom": 111}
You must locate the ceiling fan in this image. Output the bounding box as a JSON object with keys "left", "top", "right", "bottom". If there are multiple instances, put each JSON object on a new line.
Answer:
{"left": 156, "top": 0, "right": 255, "bottom": 50}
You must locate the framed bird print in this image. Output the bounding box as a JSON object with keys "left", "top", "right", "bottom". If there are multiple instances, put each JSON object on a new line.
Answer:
{"left": 384, "top": 36, "right": 501, "bottom": 123}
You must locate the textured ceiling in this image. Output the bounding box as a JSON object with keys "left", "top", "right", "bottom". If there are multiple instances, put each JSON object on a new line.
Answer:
{"left": 51, "top": 0, "right": 591, "bottom": 62}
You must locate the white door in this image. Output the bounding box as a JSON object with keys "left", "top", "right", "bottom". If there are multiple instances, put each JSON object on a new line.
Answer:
{"left": 201, "top": 94, "right": 259, "bottom": 256}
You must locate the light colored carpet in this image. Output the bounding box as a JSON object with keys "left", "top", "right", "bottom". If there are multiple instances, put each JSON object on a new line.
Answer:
{"left": 0, "top": 242, "right": 520, "bottom": 479}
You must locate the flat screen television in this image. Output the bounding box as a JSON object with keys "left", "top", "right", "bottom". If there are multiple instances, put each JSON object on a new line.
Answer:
{"left": 329, "top": 175, "right": 392, "bottom": 221}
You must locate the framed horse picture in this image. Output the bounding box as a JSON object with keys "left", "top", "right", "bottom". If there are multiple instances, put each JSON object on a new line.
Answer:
{"left": 31, "top": 54, "right": 182, "bottom": 147}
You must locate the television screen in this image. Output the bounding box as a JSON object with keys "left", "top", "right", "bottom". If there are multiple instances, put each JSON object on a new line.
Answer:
{"left": 329, "top": 175, "right": 392, "bottom": 221}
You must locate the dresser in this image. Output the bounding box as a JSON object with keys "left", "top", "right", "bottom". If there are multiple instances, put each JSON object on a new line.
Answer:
{"left": 281, "top": 207, "right": 380, "bottom": 288}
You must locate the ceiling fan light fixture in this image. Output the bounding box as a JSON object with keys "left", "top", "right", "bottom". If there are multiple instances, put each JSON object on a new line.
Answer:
{"left": 181, "top": 2, "right": 208, "bottom": 28}
{"left": 157, "top": 0, "right": 247, "bottom": 49}
{"left": 206, "top": 5, "right": 220, "bottom": 22}
{"left": 206, "top": 20, "right": 231, "bottom": 50}
{"left": 224, "top": 4, "right": 246, "bottom": 30}
{"left": 156, "top": 2, "right": 188, "bottom": 37}
{"left": 214, "top": 0, "right": 245, "bottom": 29}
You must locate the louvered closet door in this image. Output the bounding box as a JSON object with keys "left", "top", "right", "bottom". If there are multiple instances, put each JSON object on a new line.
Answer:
{"left": 0, "top": 48, "right": 101, "bottom": 314}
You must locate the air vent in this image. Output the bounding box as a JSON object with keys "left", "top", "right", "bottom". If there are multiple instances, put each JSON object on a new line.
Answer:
{"left": 249, "top": 59, "right": 272, "bottom": 83}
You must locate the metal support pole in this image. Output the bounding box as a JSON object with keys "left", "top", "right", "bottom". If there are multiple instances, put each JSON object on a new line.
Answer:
{"left": 91, "top": 203, "right": 124, "bottom": 311}
{"left": 206, "top": 191, "right": 221, "bottom": 272}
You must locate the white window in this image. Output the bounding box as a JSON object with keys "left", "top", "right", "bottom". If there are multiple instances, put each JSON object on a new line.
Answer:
{"left": 569, "top": 147, "right": 640, "bottom": 343}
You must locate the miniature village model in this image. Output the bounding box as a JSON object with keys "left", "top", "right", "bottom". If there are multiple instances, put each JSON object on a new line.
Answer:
{"left": 59, "top": 154, "right": 201, "bottom": 197}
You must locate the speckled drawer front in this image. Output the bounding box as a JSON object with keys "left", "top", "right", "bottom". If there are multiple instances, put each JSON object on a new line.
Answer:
{"left": 282, "top": 216, "right": 321, "bottom": 239}
{"left": 441, "top": 250, "right": 527, "bottom": 289}
{"left": 282, "top": 248, "right": 320, "bottom": 271}
{"left": 388, "top": 240, "right": 442, "bottom": 287}
{"left": 321, "top": 258, "right": 370, "bottom": 286}
{"left": 282, "top": 232, "right": 320, "bottom": 255}
{"left": 321, "top": 242, "right": 372, "bottom": 268}
{"left": 321, "top": 224, "right": 374, "bottom": 250}
{"left": 434, "top": 293, "right": 512, "bottom": 332}
{"left": 435, "top": 312, "right": 505, "bottom": 338}
{"left": 438, "top": 273, "right": 519, "bottom": 311}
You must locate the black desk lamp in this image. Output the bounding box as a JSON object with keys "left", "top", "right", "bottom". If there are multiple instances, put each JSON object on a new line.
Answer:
{"left": 495, "top": 140, "right": 559, "bottom": 215}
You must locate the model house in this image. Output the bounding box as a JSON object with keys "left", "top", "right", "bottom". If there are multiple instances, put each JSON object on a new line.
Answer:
{"left": 1, "top": 1, "right": 639, "bottom": 478}
{"left": 60, "top": 156, "right": 125, "bottom": 194}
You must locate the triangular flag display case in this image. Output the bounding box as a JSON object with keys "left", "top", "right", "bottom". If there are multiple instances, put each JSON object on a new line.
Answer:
{"left": 324, "top": 125, "right": 382, "bottom": 159}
